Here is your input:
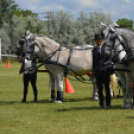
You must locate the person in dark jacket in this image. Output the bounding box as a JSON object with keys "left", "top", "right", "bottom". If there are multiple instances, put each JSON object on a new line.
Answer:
{"left": 92, "top": 33, "right": 114, "bottom": 108}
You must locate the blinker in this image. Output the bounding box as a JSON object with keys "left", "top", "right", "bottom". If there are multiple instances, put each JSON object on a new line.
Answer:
{"left": 19, "top": 38, "right": 25, "bottom": 45}
{"left": 110, "top": 35, "right": 117, "bottom": 41}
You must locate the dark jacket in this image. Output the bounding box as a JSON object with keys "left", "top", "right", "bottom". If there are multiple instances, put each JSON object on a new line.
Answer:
{"left": 92, "top": 43, "right": 114, "bottom": 78}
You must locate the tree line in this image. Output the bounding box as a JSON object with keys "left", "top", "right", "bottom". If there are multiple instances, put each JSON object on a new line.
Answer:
{"left": 0, "top": 0, "right": 134, "bottom": 54}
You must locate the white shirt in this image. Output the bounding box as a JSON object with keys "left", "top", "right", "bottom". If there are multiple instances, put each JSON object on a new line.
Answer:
{"left": 97, "top": 44, "right": 102, "bottom": 54}
{"left": 24, "top": 58, "right": 35, "bottom": 74}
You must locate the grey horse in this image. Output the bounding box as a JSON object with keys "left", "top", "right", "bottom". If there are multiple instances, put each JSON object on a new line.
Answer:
{"left": 101, "top": 22, "right": 133, "bottom": 108}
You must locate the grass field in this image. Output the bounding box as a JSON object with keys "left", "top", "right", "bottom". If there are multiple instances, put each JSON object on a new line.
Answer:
{"left": 0, "top": 62, "right": 134, "bottom": 134}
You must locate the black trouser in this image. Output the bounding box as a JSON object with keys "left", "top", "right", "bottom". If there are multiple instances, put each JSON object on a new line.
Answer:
{"left": 96, "top": 76, "right": 111, "bottom": 106}
{"left": 23, "top": 72, "right": 37, "bottom": 101}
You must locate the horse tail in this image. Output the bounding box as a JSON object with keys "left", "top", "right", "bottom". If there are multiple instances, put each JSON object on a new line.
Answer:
{"left": 110, "top": 74, "right": 118, "bottom": 97}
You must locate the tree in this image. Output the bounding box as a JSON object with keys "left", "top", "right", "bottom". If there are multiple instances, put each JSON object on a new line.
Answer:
{"left": 48, "top": 11, "right": 113, "bottom": 47}
{"left": 116, "top": 18, "right": 134, "bottom": 30}
{"left": 0, "top": 15, "right": 25, "bottom": 54}
{"left": 49, "top": 11, "right": 75, "bottom": 46}
{"left": 14, "top": 9, "right": 33, "bottom": 17}
{"left": 84, "top": 11, "right": 112, "bottom": 45}
{"left": 25, "top": 14, "right": 46, "bottom": 34}
{"left": 0, "top": 0, "right": 19, "bottom": 27}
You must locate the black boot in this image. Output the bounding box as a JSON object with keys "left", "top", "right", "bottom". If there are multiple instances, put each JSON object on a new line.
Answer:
{"left": 20, "top": 98, "right": 26, "bottom": 103}
{"left": 51, "top": 90, "right": 55, "bottom": 99}
{"left": 33, "top": 88, "right": 37, "bottom": 102}
{"left": 56, "top": 91, "right": 63, "bottom": 102}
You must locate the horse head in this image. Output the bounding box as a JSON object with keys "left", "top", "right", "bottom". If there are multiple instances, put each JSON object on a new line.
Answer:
{"left": 101, "top": 22, "right": 126, "bottom": 61}
{"left": 15, "top": 30, "right": 37, "bottom": 60}
{"left": 101, "top": 22, "right": 119, "bottom": 39}
{"left": 24, "top": 33, "right": 37, "bottom": 60}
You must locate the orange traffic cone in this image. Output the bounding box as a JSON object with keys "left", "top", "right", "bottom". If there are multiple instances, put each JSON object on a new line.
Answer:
{"left": 6, "top": 61, "right": 11, "bottom": 68}
{"left": 65, "top": 77, "right": 75, "bottom": 93}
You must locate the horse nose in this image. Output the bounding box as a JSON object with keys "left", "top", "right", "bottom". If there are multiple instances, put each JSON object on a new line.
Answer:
{"left": 105, "top": 51, "right": 111, "bottom": 57}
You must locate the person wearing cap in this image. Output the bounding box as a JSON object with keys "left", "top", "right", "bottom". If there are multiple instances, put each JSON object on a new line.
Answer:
{"left": 92, "top": 33, "right": 114, "bottom": 108}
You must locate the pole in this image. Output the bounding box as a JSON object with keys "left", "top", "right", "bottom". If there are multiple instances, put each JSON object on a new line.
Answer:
{"left": 0, "top": 38, "right": 1, "bottom": 62}
{"left": 45, "top": 12, "right": 51, "bottom": 37}
{"left": 132, "top": 83, "right": 134, "bottom": 108}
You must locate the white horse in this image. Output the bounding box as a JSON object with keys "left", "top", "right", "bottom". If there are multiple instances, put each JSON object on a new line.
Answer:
{"left": 22, "top": 33, "right": 118, "bottom": 103}
{"left": 101, "top": 22, "right": 133, "bottom": 108}
{"left": 15, "top": 33, "right": 100, "bottom": 101}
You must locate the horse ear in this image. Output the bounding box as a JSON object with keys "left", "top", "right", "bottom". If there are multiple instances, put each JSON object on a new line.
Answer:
{"left": 101, "top": 22, "right": 107, "bottom": 27}
{"left": 109, "top": 25, "right": 116, "bottom": 33}
{"left": 25, "top": 30, "right": 30, "bottom": 36}
{"left": 113, "top": 22, "right": 119, "bottom": 27}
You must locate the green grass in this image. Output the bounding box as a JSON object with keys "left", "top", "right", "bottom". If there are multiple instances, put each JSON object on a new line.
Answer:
{"left": 0, "top": 62, "right": 134, "bottom": 134}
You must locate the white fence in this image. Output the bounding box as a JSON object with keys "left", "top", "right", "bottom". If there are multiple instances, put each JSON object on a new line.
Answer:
{"left": 0, "top": 38, "right": 17, "bottom": 62}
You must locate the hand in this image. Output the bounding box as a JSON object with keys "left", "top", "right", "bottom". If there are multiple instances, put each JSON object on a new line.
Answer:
{"left": 89, "top": 72, "right": 95, "bottom": 76}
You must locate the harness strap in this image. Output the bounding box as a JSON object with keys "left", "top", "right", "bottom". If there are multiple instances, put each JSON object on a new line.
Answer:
{"left": 56, "top": 46, "right": 62, "bottom": 64}
{"left": 45, "top": 45, "right": 61, "bottom": 62}
{"left": 64, "top": 49, "right": 73, "bottom": 77}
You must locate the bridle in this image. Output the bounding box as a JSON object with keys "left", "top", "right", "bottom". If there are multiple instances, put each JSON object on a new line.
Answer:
{"left": 15, "top": 37, "right": 27, "bottom": 57}
{"left": 104, "top": 29, "right": 126, "bottom": 62}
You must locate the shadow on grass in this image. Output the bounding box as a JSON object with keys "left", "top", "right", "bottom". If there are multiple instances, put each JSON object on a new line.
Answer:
{"left": 0, "top": 95, "right": 124, "bottom": 105}
{"left": 127, "top": 115, "right": 134, "bottom": 119}
{"left": 0, "top": 99, "right": 50, "bottom": 105}
{"left": 112, "top": 95, "right": 123, "bottom": 99}
{"left": 56, "top": 105, "right": 123, "bottom": 112}
{"left": 0, "top": 97, "right": 94, "bottom": 105}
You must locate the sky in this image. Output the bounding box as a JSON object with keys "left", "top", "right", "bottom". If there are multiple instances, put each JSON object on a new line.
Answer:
{"left": 14, "top": 0, "right": 134, "bottom": 21}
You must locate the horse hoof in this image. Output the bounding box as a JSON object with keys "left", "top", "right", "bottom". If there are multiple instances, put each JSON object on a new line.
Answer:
{"left": 121, "top": 104, "right": 127, "bottom": 109}
{"left": 49, "top": 98, "right": 55, "bottom": 102}
{"left": 126, "top": 103, "right": 133, "bottom": 109}
{"left": 90, "top": 96, "right": 94, "bottom": 100}
{"left": 94, "top": 97, "right": 99, "bottom": 101}
{"left": 54, "top": 100, "right": 62, "bottom": 103}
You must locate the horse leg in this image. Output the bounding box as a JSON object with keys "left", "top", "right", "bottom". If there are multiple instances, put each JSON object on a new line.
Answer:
{"left": 126, "top": 74, "right": 133, "bottom": 109}
{"left": 110, "top": 74, "right": 117, "bottom": 97}
{"left": 90, "top": 76, "right": 99, "bottom": 101}
{"left": 109, "top": 84, "right": 113, "bottom": 97}
{"left": 120, "top": 81, "right": 127, "bottom": 108}
{"left": 117, "top": 73, "right": 127, "bottom": 108}
{"left": 48, "top": 72, "right": 56, "bottom": 102}
{"left": 93, "top": 80, "right": 99, "bottom": 101}
{"left": 54, "top": 72, "right": 64, "bottom": 103}
{"left": 121, "top": 87, "right": 127, "bottom": 108}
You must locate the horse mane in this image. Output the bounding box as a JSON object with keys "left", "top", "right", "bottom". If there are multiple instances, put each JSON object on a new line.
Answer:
{"left": 33, "top": 34, "right": 93, "bottom": 50}
{"left": 115, "top": 27, "right": 134, "bottom": 47}
{"left": 34, "top": 34, "right": 60, "bottom": 47}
